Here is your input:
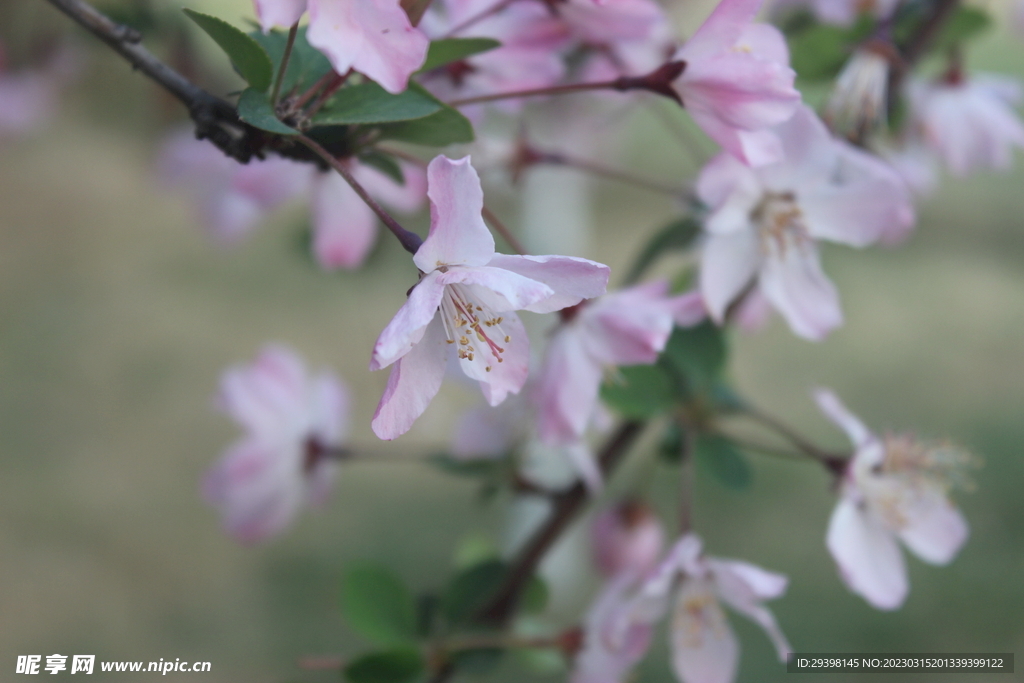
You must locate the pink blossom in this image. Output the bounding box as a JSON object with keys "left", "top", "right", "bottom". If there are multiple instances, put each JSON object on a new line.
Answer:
{"left": 370, "top": 155, "right": 609, "bottom": 440}
{"left": 535, "top": 282, "right": 706, "bottom": 448}
{"left": 591, "top": 500, "right": 666, "bottom": 578}
{"left": 672, "top": 0, "right": 801, "bottom": 166}
{"left": 0, "top": 42, "right": 72, "bottom": 137}
{"left": 158, "top": 130, "right": 425, "bottom": 268}
{"left": 254, "top": 0, "right": 429, "bottom": 94}
{"left": 696, "top": 105, "right": 914, "bottom": 340}
{"left": 909, "top": 73, "right": 1024, "bottom": 177}
{"left": 815, "top": 389, "right": 972, "bottom": 610}
{"left": 571, "top": 572, "right": 655, "bottom": 683}
{"left": 204, "top": 345, "right": 350, "bottom": 543}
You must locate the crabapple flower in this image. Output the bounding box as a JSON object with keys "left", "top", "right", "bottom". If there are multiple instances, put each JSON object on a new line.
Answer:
{"left": 254, "top": 0, "right": 428, "bottom": 94}
{"left": 824, "top": 44, "right": 893, "bottom": 139}
{"left": 909, "top": 72, "right": 1024, "bottom": 177}
{"left": 536, "top": 282, "right": 706, "bottom": 447}
{"left": 204, "top": 345, "right": 349, "bottom": 543}
{"left": 697, "top": 104, "right": 914, "bottom": 340}
{"left": 672, "top": 0, "right": 801, "bottom": 166}
{"left": 591, "top": 500, "right": 666, "bottom": 578}
{"left": 158, "top": 130, "right": 426, "bottom": 268}
{"left": 572, "top": 572, "right": 656, "bottom": 683}
{"left": 815, "top": 389, "right": 973, "bottom": 610}
{"left": 369, "top": 155, "right": 609, "bottom": 440}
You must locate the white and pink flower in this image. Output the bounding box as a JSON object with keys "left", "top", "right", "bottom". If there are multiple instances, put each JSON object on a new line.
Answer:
{"left": 696, "top": 104, "right": 914, "bottom": 340}
{"left": 671, "top": 0, "right": 801, "bottom": 166}
{"left": 254, "top": 0, "right": 429, "bottom": 94}
{"left": 369, "top": 154, "right": 609, "bottom": 440}
{"left": 204, "top": 345, "right": 350, "bottom": 543}
{"left": 815, "top": 389, "right": 972, "bottom": 610}
{"left": 591, "top": 500, "right": 666, "bottom": 578}
{"left": 909, "top": 72, "right": 1024, "bottom": 177}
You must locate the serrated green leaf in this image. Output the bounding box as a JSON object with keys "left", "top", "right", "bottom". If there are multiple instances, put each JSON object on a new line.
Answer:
{"left": 442, "top": 560, "right": 506, "bottom": 625}
{"left": 236, "top": 88, "right": 298, "bottom": 134}
{"left": 378, "top": 86, "right": 474, "bottom": 146}
{"left": 932, "top": 6, "right": 992, "bottom": 53}
{"left": 359, "top": 151, "right": 406, "bottom": 185}
{"left": 343, "top": 647, "right": 424, "bottom": 683}
{"left": 420, "top": 37, "right": 502, "bottom": 72}
{"left": 250, "top": 26, "right": 332, "bottom": 94}
{"left": 695, "top": 434, "right": 752, "bottom": 489}
{"left": 624, "top": 217, "right": 700, "bottom": 285}
{"left": 600, "top": 364, "right": 678, "bottom": 419}
{"left": 183, "top": 9, "right": 273, "bottom": 91}
{"left": 314, "top": 82, "right": 443, "bottom": 125}
{"left": 341, "top": 562, "right": 417, "bottom": 646}
{"left": 661, "top": 322, "right": 727, "bottom": 392}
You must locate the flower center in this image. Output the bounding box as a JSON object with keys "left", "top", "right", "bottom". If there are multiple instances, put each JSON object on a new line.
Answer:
{"left": 752, "top": 191, "right": 809, "bottom": 257}
{"left": 878, "top": 434, "right": 979, "bottom": 493}
{"left": 673, "top": 585, "right": 728, "bottom": 649}
{"left": 438, "top": 284, "right": 512, "bottom": 373}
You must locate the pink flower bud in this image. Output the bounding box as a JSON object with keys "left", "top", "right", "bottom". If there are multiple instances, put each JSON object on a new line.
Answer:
{"left": 591, "top": 500, "right": 665, "bottom": 577}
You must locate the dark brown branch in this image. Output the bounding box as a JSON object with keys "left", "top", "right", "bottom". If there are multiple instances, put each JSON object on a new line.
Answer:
{"left": 44, "top": 0, "right": 265, "bottom": 163}
{"left": 888, "top": 0, "right": 962, "bottom": 105}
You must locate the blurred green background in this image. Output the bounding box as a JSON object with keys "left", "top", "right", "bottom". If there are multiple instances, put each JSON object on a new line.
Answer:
{"left": 1, "top": 0, "right": 1022, "bottom": 681}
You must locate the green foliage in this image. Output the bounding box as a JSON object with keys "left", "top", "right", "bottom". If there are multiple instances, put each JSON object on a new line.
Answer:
{"left": 931, "top": 6, "right": 992, "bottom": 53}
{"left": 250, "top": 26, "right": 332, "bottom": 95}
{"left": 450, "top": 648, "right": 504, "bottom": 676}
{"left": 340, "top": 562, "right": 418, "bottom": 646}
{"left": 236, "top": 88, "right": 298, "bottom": 134}
{"left": 695, "top": 434, "right": 752, "bottom": 489}
{"left": 313, "top": 82, "right": 443, "bottom": 125}
{"left": 183, "top": 9, "right": 273, "bottom": 91}
{"left": 521, "top": 574, "right": 549, "bottom": 615}
{"left": 343, "top": 647, "right": 424, "bottom": 683}
{"left": 786, "top": 14, "right": 872, "bottom": 82}
{"left": 378, "top": 85, "right": 475, "bottom": 146}
{"left": 624, "top": 217, "right": 700, "bottom": 285}
{"left": 661, "top": 321, "right": 727, "bottom": 394}
{"left": 419, "top": 37, "right": 502, "bottom": 72}
{"left": 442, "top": 560, "right": 506, "bottom": 625}
{"left": 601, "top": 365, "right": 678, "bottom": 419}
{"left": 659, "top": 421, "right": 687, "bottom": 463}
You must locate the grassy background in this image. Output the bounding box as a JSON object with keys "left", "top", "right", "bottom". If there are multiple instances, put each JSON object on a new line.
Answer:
{"left": 1, "top": 0, "right": 1023, "bottom": 681}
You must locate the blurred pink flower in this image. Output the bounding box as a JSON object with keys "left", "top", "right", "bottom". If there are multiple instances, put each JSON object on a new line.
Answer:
{"left": 591, "top": 500, "right": 666, "bottom": 578}
{"left": 696, "top": 105, "right": 914, "bottom": 340}
{"left": 204, "top": 344, "right": 350, "bottom": 543}
{"left": 370, "top": 154, "right": 609, "bottom": 440}
{"left": 909, "top": 73, "right": 1024, "bottom": 177}
{"left": 535, "top": 282, "right": 705, "bottom": 450}
{"left": 672, "top": 0, "right": 801, "bottom": 166}
{"left": 254, "top": 0, "right": 429, "bottom": 94}
{"left": 0, "top": 41, "right": 76, "bottom": 137}
{"left": 815, "top": 389, "right": 972, "bottom": 610}
{"left": 571, "top": 571, "right": 655, "bottom": 683}
{"left": 158, "top": 130, "right": 425, "bottom": 268}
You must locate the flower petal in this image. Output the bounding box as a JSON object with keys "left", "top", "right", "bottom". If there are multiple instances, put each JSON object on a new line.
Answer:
{"left": 535, "top": 327, "right": 605, "bottom": 444}
{"left": 699, "top": 230, "right": 760, "bottom": 323}
{"left": 709, "top": 559, "right": 791, "bottom": 662}
{"left": 370, "top": 272, "right": 447, "bottom": 371}
{"left": 678, "top": 0, "right": 763, "bottom": 62}
{"left": 485, "top": 253, "right": 611, "bottom": 313}
{"left": 812, "top": 388, "right": 874, "bottom": 449}
{"left": 895, "top": 486, "right": 969, "bottom": 566}
{"left": 438, "top": 266, "right": 554, "bottom": 311}
{"left": 311, "top": 171, "right": 378, "bottom": 269}
{"left": 218, "top": 344, "right": 309, "bottom": 438}
{"left": 254, "top": 0, "right": 308, "bottom": 31}
{"left": 306, "top": 0, "right": 428, "bottom": 94}
{"left": 827, "top": 497, "right": 908, "bottom": 610}
{"left": 371, "top": 317, "right": 448, "bottom": 440}
{"left": 670, "top": 579, "right": 739, "bottom": 683}
{"left": 758, "top": 242, "right": 842, "bottom": 341}
{"left": 457, "top": 306, "right": 530, "bottom": 406}
{"left": 413, "top": 155, "right": 495, "bottom": 272}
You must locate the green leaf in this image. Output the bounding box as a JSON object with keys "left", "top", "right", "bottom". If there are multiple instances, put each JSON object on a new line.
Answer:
{"left": 378, "top": 85, "right": 474, "bottom": 146}
{"left": 250, "top": 26, "right": 332, "bottom": 94}
{"left": 659, "top": 421, "right": 686, "bottom": 463}
{"left": 341, "top": 562, "right": 417, "bottom": 646}
{"left": 624, "top": 217, "right": 700, "bottom": 284}
{"left": 661, "top": 322, "right": 727, "bottom": 393}
{"left": 359, "top": 151, "right": 406, "bottom": 185}
{"left": 419, "top": 37, "right": 502, "bottom": 73}
{"left": 452, "top": 648, "right": 504, "bottom": 675}
{"left": 521, "top": 575, "right": 549, "bottom": 615}
{"left": 183, "top": 9, "right": 273, "bottom": 91}
{"left": 695, "top": 434, "right": 752, "bottom": 489}
{"left": 600, "top": 364, "right": 678, "bottom": 419}
{"left": 786, "top": 15, "right": 872, "bottom": 82}
{"left": 343, "top": 647, "right": 424, "bottom": 683}
{"left": 236, "top": 88, "right": 298, "bottom": 134}
{"left": 442, "top": 560, "right": 507, "bottom": 626}
{"left": 314, "top": 82, "right": 443, "bottom": 125}
{"left": 932, "top": 6, "right": 992, "bottom": 52}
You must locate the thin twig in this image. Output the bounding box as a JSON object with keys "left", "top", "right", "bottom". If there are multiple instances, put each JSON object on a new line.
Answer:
{"left": 270, "top": 22, "right": 299, "bottom": 105}
{"left": 740, "top": 406, "right": 849, "bottom": 472}
{"left": 481, "top": 206, "right": 526, "bottom": 255}
{"left": 538, "top": 151, "right": 683, "bottom": 196}
{"left": 297, "top": 134, "right": 425, "bottom": 255}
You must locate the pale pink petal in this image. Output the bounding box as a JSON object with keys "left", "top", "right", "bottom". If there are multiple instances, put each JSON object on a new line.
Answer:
{"left": 895, "top": 487, "right": 969, "bottom": 566}
{"left": 812, "top": 388, "right": 873, "bottom": 449}
{"left": 572, "top": 572, "right": 654, "bottom": 683}
{"left": 370, "top": 271, "right": 448, "bottom": 370}
{"left": 827, "top": 497, "right": 908, "bottom": 610}
{"left": 371, "top": 317, "right": 448, "bottom": 439}
{"left": 0, "top": 72, "right": 56, "bottom": 135}
{"left": 758, "top": 243, "right": 842, "bottom": 341}
{"left": 734, "top": 288, "right": 773, "bottom": 332}
{"left": 735, "top": 23, "right": 790, "bottom": 65}
{"left": 689, "top": 108, "right": 786, "bottom": 166}
{"left": 536, "top": 328, "right": 605, "bottom": 444}
{"left": 695, "top": 152, "right": 759, "bottom": 215}
{"left": 486, "top": 253, "right": 610, "bottom": 314}
{"left": 670, "top": 579, "right": 739, "bottom": 683}
{"left": 679, "top": 0, "right": 764, "bottom": 61}
{"left": 438, "top": 266, "right": 554, "bottom": 311}
{"left": 560, "top": 0, "right": 668, "bottom": 43}
{"left": 309, "top": 373, "right": 350, "bottom": 446}
{"left": 254, "top": 0, "right": 308, "bottom": 31}
{"left": 592, "top": 502, "right": 666, "bottom": 577}
{"left": 457, "top": 307, "right": 530, "bottom": 406}
{"left": 306, "top": 0, "right": 429, "bottom": 94}
{"left": 699, "top": 231, "right": 760, "bottom": 323}
{"left": 709, "top": 559, "right": 791, "bottom": 661}
{"left": 671, "top": 290, "right": 709, "bottom": 327}
{"left": 311, "top": 171, "right": 378, "bottom": 269}
{"left": 581, "top": 286, "right": 677, "bottom": 366}
{"left": 413, "top": 155, "right": 496, "bottom": 272}
{"left": 218, "top": 344, "right": 309, "bottom": 437}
